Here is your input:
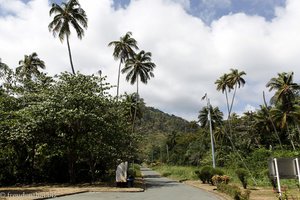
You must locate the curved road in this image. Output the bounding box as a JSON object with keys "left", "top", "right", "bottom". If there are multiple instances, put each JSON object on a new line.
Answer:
{"left": 52, "top": 168, "right": 220, "bottom": 200}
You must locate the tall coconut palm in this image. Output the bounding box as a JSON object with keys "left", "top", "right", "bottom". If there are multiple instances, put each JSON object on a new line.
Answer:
{"left": 122, "top": 50, "right": 155, "bottom": 95}
{"left": 108, "top": 32, "right": 139, "bottom": 100}
{"left": 16, "top": 52, "right": 45, "bottom": 81}
{"left": 215, "top": 73, "right": 232, "bottom": 118}
{"left": 122, "top": 50, "right": 156, "bottom": 131}
{"left": 227, "top": 68, "right": 246, "bottom": 116}
{"left": 48, "top": 0, "right": 88, "bottom": 75}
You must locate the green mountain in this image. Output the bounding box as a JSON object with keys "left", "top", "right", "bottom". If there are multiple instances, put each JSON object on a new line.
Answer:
{"left": 136, "top": 106, "right": 199, "bottom": 135}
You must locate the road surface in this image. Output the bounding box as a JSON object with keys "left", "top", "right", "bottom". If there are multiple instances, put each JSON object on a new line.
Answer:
{"left": 51, "top": 167, "right": 220, "bottom": 200}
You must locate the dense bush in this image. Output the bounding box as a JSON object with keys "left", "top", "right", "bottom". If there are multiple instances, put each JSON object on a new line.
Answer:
{"left": 217, "top": 183, "right": 250, "bottom": 200}
{"left": 195, "top": 166, "right": 224, "bottom": 184}
{"left": 236, "top": 168, "right": 249, "bottom": 189}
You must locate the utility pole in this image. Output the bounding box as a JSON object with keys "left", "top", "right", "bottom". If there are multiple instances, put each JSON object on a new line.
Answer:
{"left": 202, "top": 93, "right": 216, "bottom": 168}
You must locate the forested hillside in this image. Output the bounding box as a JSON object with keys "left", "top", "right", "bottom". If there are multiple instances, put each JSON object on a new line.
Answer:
{"left": 137, "top": 106, "right": 199, "bottom": 135}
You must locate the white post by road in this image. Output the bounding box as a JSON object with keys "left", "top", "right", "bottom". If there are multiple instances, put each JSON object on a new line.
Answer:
{"left": 274, "top": 158, "right": 281, "bottom": 197}
{"left": 207, "top": 97, "right": 216, "bottom": 168}
{"left": 295, "top": 158, "right": 300, "bottom": 188}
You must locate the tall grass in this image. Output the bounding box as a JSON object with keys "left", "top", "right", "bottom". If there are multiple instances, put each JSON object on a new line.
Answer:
{"left": 152, "top": 165, "right": 199, "bottom": 180}
{"left": 151, "top": 164, "right": 282, "bottom": 188}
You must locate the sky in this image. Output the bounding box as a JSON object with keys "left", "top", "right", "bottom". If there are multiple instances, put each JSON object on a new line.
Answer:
{"left": 0, "top": 0, "right": 299, "bottom": 121}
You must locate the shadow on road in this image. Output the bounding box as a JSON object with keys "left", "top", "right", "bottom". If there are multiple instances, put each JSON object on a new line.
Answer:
{"left": 143, "top": 174, "right": 161, "bottom": 178}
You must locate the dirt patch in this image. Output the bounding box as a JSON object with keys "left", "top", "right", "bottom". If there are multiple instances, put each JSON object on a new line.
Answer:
{"left": 184, "top": 181, "right": 231, "bottom": 200}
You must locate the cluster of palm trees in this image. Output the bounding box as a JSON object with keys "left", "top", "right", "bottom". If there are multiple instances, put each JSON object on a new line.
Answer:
{"left": 215, "top": 68, "right": 246, "bottom": 120}
{"left": 108, "top": 32, "right": 156, "bottom": 131}
{"left": 265, "top": 72, "right": 300, "bottom": 149}
{"left": 0, "top": 52, "right": 46, "bottom": 89}
{"left": 47, "top": 0, "right": 156, "bottom": 104}
{"left": 108, "top": 32, "right": 156, "bottom": 100}
{"left": 199, "top": 69, "right": 300, "bottom": 152}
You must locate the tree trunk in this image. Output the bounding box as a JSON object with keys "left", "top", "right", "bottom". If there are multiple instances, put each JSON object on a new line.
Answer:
{"left": 229, "top": 84, "right": 237, "bottom": 117}
{"left": 132, "top": 77, "right": 139, "bottom": 134}
{"left": 225, "top": 89, "right": 230, "bottom": 119}
{"left": 287, "top": 124, "right": 296, "bottom": 151}
{"left": 66, "top": 35, "right": 75, "bottom": 75}
{"left": 30, "top": 142, "right": 36, "bottom": 183}
{"left": 263, "top": 91, "right": 283, "bottom": 149}
{"left": 68, "top": 148, "right": 76, "bottom": 183}
{"left": 116, "top": 60, "right": 122, "bottom": 101}
{"left": 88, "top": 153, "right": 96, "bottom": 183}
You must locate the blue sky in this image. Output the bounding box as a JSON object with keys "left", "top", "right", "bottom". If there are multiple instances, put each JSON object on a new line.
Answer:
{"left": 112, "top": 0, "right": 286, "bottom": 24}
{"left": 17, "top": 0, "right": 286, "bottom": 24}
{"left": 0, "top": 0, "right": 299, "bottom": 121}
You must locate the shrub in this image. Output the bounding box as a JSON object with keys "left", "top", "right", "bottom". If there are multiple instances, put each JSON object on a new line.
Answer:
{"left": 196, "top": 166, "right": 212, "bottom": 184}
{"left": 236, "top": 168, "right": 249, "bottom": 189}
{"left": 196, "top": 166, "right": 224, "bottom": 184}
{"left": 217, "top": 183, "right": 250, "bottom": 200}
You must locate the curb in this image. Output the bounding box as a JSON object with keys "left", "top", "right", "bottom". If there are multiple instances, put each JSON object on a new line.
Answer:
{"left": 36, "top": 190, "right": 88, "bottom": 200}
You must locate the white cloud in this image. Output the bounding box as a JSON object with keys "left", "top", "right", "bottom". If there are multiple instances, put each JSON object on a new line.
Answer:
{"left": 0, "top": 0, "right": 299, "bottom": 121}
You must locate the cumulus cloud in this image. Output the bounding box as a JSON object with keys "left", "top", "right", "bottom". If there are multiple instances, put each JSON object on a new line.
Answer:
{"left": 0, "top": 0, "right": 299, "bottom": 121}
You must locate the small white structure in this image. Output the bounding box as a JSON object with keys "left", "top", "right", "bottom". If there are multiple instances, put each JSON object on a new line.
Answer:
{"left": 116, "top": 161, "right": 128, "bottom": 183}
{"left": 269, "top": 158, "right": 300, "bottom": 197}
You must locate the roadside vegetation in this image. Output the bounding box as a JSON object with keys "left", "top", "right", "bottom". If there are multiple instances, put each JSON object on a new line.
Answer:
{"left": 0, "top": 2, "right": 300, "bottom": 200}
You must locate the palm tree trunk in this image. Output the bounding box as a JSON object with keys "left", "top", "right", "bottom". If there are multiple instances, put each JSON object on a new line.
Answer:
{"left": 225, "top": 90, "right": 230, "bottom": 119}
{"left": 263, "top": 91, "right": 283, "bottom": 149}
{"left": 229, "top": 84, "right": 237, "bottom": 117}
{"left": 225, "top": 89, "right": 234, "bottom": 141}
{"left": 286, "top": 124, "right": 296, "bottom": 151}
{"left": 132, "top": 78, "right": 139, "bottom": 134}
{"left": 116, "top": 60, "right": 122, "bottom": 101}
{"left": 66, "top": 35, "right": 75, "bottom": 75}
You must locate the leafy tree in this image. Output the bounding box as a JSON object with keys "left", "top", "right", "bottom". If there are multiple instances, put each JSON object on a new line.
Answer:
{"left": 0, "top": 59, "right": 13, "bottom": 92}
{"left": 108, "top": 32, "right": 139, "bottom": 100}
{"left": 48, "top": 0, "right": 88, "bottom": 74}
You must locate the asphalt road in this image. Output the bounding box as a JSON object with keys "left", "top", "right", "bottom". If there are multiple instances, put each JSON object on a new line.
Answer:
{"left": 51, "top": 168, "right": 220, "bottom": 200}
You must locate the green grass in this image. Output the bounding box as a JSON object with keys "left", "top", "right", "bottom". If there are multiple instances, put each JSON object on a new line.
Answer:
{"left": 151, "top": 164, "right": 300, "bottom": 189}
{"left": 152, "top": 165, "right": 199, "bottom": 181}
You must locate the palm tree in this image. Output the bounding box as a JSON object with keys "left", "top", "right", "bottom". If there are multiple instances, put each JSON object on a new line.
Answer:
{"left": 215, "top": 73, "right": 232, "bottom": 118}
{"left": 16, "top": 52, "right": 45, "bottom": 81}
{"left": 108, "top": 32, "right": 139, "bottom": 100}
{"left": 198, "top": 106, "right": 223, "bottom": 130}
{"left": 48, "top": 0, "right": 88, "bottom": 75}
{"left": 266, "top": 72, "right": 300, "bottom": 149}
{"left": 122, "top": 50, "right": 155, "bottom": 95}
{"left": 122, "top": 50, "right": 156, "bottom": 131}
{"left": 266, "top": 72, "right": 300, "bottom": 109}
{"left": 227, "top": 68, "right": 246, "bottom": 116}
{"left": 270, "top": 103, "right": 300, "bottom": 150}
